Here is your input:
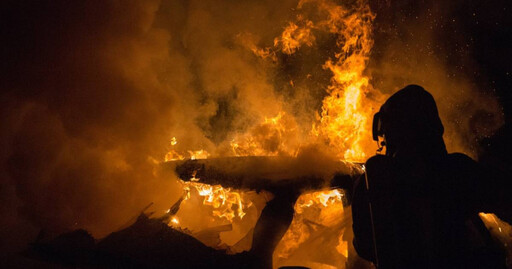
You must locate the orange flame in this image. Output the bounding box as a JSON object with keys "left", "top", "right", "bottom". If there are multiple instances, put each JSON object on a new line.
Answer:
{"left": 182, "top": 180, "right": 252, "bottom": 221}
{"left": 230, "top": 112, "right": 301, "bottom": 157}
{"left": 230, "top": 0, "right": 383, "bottom": 162}
{"left": 166, "top": 0, "right": 380, "bottom": 266}
{"left": 310, "top": 0, "right": 381, "bottom": 162}
{"left": 164, "top": 137, "right": 209, "bottom": 161}
{"left": 274, "top": 189, "right": 348, "bottom": 267}
{"left": 274, "top": 18, "right": 316, "bottom": 55}
{"left": 188, "top": 149, "right": 210, "bottom": 160}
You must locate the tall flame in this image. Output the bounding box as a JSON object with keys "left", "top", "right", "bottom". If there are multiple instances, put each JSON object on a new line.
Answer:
{"left": 310, "top": 0, "right": 380, "bottom": 162}
{"left": 232, "top": 0, "right": 383, "bottom": 161}
{"left": 166, "top": 0, "right": 380, "bottom": 266}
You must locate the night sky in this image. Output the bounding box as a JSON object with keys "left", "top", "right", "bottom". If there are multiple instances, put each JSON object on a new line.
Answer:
{"left": 369, "top": 0, "right": 512, "bottom": 170}
{"left": 372, "top": 0, "right": 512, "bottom": 122}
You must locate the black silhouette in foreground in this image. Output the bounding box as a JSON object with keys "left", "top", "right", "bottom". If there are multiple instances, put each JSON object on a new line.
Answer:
{"left": 351, "top": 85, "right": 512, "bottom": 268}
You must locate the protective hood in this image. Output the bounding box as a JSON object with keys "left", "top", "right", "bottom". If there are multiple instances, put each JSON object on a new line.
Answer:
{"left": 374, "top": 85, "right": 447, "bottom": 158}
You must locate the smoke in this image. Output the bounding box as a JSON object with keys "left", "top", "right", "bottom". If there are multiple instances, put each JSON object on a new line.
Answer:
{"left": 0, "top": 0, "right": 192, "bottom": 253}
{"left": 0, "top": 0, "right": 504, "bottom": 256}
{"left": 368, "top": 0, "right": 504, "bottom": 156}
{"left": 0, "top": 0, "right": 323, "bottom": 254}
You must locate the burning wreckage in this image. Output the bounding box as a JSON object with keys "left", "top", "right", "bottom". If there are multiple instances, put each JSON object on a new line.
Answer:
{"left": 28, "top": 156, "right": 368, "bottom": 268}
{"left": 26, "top": 156, "right": 512, "bottom": 268}
{"left": 21, "top": 0, "right": 512, "bottom": 268}
{"left": 23, "top": 0, "right": 379, "bottom": 266}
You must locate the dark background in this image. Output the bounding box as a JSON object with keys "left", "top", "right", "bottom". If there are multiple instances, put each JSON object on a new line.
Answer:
{"left": 369, "top": 0, "right": 512, "bottom": 169}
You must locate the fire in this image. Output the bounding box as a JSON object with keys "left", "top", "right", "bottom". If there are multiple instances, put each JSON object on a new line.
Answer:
{"left": 479, "top": 213, "right": 512, "bottom": 252}
{"left": 164, "top": 0, "right": 381, "bottom": 265}
{"left": 188, "top": 149, "right": 210, "bottom": 160}
{"left": 274, "top": 18, "right": 316, "bottom": 55}
{"left": 165, "top": 137, "right": 184, "bottom": 161}
{"left": 164, "top": 137, "right": 209, "bottom": 161}
{"left": 167, "top": 0, "right": 382, "bottom": 163}
{"left": 158, "top": 1, "right": 509, "bottom": 268}
{"left": 230, "top": 112, "right": 301, "bottom": 157}
{"left": 234, "top": 0, "right": 382, "bottom": 162}
{"left": 181, "top": 180, "right": 251, "bottom": 221}
{"left": 164, "top": 150, "right": 184, "bottom": 162}
{"left": 169, "top": 175, "right": 270, "bottom": 254}
{"left": 274, "top": 189, "right": 349, "bottom": 268}
{"left": 296, "top": 189, "right": 344, "bottom": 209}
{"left": 309, "top": 0, "right": 381, "bottom": 162}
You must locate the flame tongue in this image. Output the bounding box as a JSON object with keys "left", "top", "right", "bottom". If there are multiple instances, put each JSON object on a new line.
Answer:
{"left": 164, "top": 0, "right": 379, "bottom": 266}
{"left": 182, "top": 180, "right": 251, "bottom": 221}
{"left": 310, "top": 0, "right": 381, "bottom": 162}
{"left": 165, "top": 0, "right": 382, "bottom": 163}
{"left": 227, "top": 0, "right": 382, "bottom": 161}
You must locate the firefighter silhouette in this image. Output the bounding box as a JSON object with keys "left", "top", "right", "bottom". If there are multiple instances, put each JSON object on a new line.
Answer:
{"left": 352, "top": 85, "right": 511, "bottom": 268}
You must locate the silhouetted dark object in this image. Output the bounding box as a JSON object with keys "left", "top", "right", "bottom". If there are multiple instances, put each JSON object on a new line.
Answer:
{"left": 352, "top": 85, "right": 511, "bottom": 268}
{"left": 331, "top": 173, "right": 356, "bottom": 203}
{"left": 26, "top": 157, "right": 365, "bottom": 269}
{"left": 251, "top": 186, "right": 303, "bottom": 269}
{"left": 25, "top": 200, "right": 309, "bottom": 269}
